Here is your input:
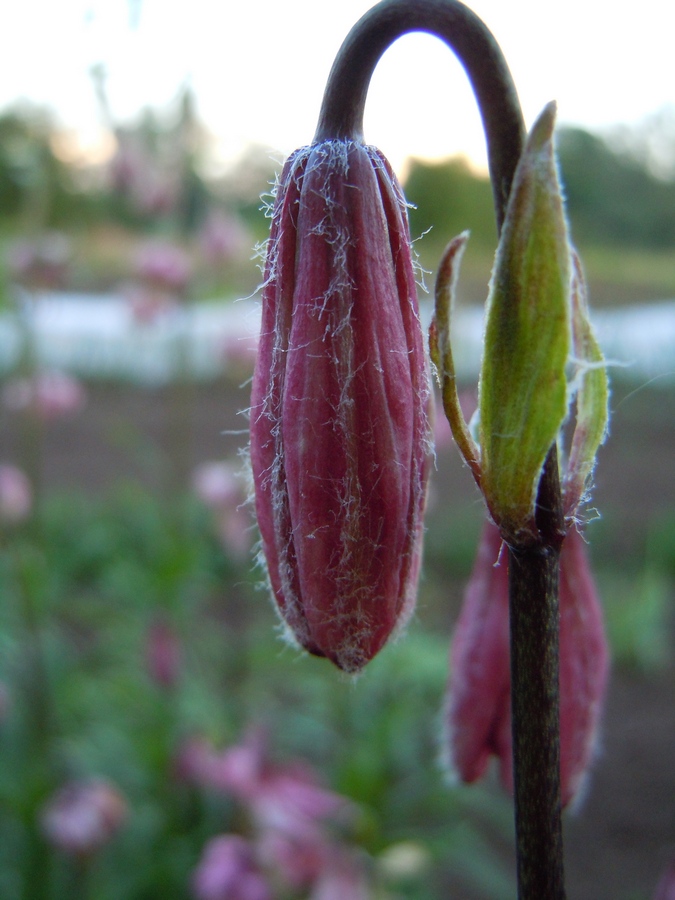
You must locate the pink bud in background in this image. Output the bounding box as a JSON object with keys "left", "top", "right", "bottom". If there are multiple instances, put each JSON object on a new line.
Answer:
{"left": 557, "top": 521, "right": 610, "bottom": 805}
{"left": 110, "top": 140, "right": 177, "bottom": 215}
{"left": 198, "top": 211, "right": 249, "bottom": 267}
{"left": 6, "top": 232, "right": 70, "bottom": 290}
{"left": 2, "top": 371, "right": 86, "bottom": 421}
{"left": 250, "top": 139, "right": 432, "bottom": 672}
{"left": 179, "top": 728, "right": 350, "bottom": 840}
{"left": 445, "top": 521, "right": 609, "bottom": 807}
{"left": 0, "top": 464, "right": 32, "bottom": 523}
{"left": 654, "top": 859, "right": 675, "bottom": 900}
{"left": 109, "top": 138, "right": 145, "bottom": 194}
{"left": 308, "top": 850, "right": 371, "bottom": 900}
{"left": 191, "top": 835, "right": 272, "bottom": 900}
{"left": 444, "top": 521, "right": 512, "bottom": 787}
{"left": 124, "top": 282, "right": 178, "bottom": 325}
{"left": 220, "top": 331, "right": 259, "bottom": 380}
{"left": 134, "top": 241, "right": 192, "bottom": 295}
{"left": 258, "top": 830, "right": 328, "bottom": 891}
{"left": 192, "top": 461, "right": 252, "bottom": 560}
{"left": 40, "top": 779, "right": 128, "bottom": 857}
{"left": 144, "top": 616, "right": 182, "bottom": 689}
{"left": 193, "top": 460, "right": 242, "bottom": 509}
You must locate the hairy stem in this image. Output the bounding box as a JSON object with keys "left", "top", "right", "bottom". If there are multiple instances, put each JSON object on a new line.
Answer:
{"left": 314, "top": 0, "right": 524, "bottom": 231}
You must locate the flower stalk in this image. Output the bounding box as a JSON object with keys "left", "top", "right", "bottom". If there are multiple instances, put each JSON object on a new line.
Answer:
{"left": 255, "top": 0, "right": 610, "bottom": 895}
{"left": 509, "top": 448, "right": 566, "bottom": 897}
{"left": 314, "top": 2, "right": 567, "bottom": 895}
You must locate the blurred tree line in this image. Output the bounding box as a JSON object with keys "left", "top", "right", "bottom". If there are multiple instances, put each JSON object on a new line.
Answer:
{"left": 404, "top": 110, "right": 675, "bottom": 254}
{"left": 0, "top": 98, "right": 269, "bottom": 246}
{"left": 1, "top": 100, "right": 674, "bottom": 253}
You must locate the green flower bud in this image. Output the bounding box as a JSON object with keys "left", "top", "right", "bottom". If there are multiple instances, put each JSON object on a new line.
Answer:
{"left": 431, "top": 102, "right": 608, "bottom": 544}
{"left": 478, "top": 102, "right": 572, "bottom": 543}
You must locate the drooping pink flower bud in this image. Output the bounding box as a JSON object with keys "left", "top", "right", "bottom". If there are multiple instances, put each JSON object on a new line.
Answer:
{"left": 445, "top": 520, "right": 609, "bottom": 807}
{"left": 250, "top": 140, "right": 432, "bottom": 673}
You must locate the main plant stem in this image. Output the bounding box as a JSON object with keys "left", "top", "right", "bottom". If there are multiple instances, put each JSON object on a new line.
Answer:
{"left": 315, "top": 1, "right": 566, "bottom": 895}
{"left": 509, "top": 447, "right": 566, "bottom": 898}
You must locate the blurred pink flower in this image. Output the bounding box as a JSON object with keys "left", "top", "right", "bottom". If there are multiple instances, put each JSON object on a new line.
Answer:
{"left": 124, "top": 283, "right": 178, "bottom": 325}
{"left": 144, "top": 616, "right": 182, "bottom": 689}
{"left": 3, "top": 371, "right": 86, "bottom": 421}
{"left": 220, "top": 331, "right": 259, "bottom": 379}
{"left": 654, "top": 859, "right": 675, "bottom": 900}
{"left": 135, "top": 172, "right": 178, "bottom": 216}
{"left": 191, "top": 835, "right": 272, "bottom": 900}
{"left": 257, "top": 830, "right": 328, "bottom": 891}
{"left": 0, "top": 464, "right": 32, "bottom": 523}
{"left": 193, "top": 460, "right": 242, "bottom": 509}
{"left": 445, "top": 520, "right": 609, "bottom": 808}
{"left": 180, "top": 730, "right": 372, "bottom": 895}
{"left": 134, "top": 241, "right": 192, "bottom": 295}
{"left": 110, "top": 139, "right": 177, "bottom": 215}
{"left": 192, "top": 461, "right": 252, "bottom": 560}
{"left": 249, "top": 760, "right": 351, "bottom": 840}
{"left": 309, "top": 850, "right": 372, "bottom": 900}
{"left": 6, "top": 232, "right": 70, "bottom": 290}
{"left": 180, "top": 729, "right": 351, "bottom": 840}
{"left": 40, "top": 779, "right": 128, "bottom": 856}
{"left": 109, "top": 139, "right": 145, "bottom": 194}
{"left": 198, "top": 211, "right": 249, "bottom": 267}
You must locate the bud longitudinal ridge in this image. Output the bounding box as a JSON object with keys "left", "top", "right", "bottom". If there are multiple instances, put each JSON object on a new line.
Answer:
{"left": 250, "top": 140, "right": 432, "bottom": 673}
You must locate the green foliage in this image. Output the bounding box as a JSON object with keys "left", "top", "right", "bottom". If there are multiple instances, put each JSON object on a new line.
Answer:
{"left": 587, "top": 513, "right": 674, "bottom": 673}
{"left": 598, "top": 566, "right": 671, "bottom": 672}
{"left": 404, "top": 155, "right": 497, "bottom": 253}
{"left": 0, "top": 106, "right": 100, "bottom": 231}
{"left": 0, "top": 486, "right": 514, "bottom": 899}
{"left": 403, "top": 121, "right": 675, "bottom": 264}
{"left": 557, "top": 127, "right": 675, "bottom": 250}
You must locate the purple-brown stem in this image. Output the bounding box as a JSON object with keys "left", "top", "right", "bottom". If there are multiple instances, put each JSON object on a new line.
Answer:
{"left": 314, "top": 0, "right": 524, "bottom": 232}
{"left": 509, "top": 445, "right": 566, "bottom": 898}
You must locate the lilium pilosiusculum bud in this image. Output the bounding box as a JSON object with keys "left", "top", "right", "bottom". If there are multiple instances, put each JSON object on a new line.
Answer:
{"left": 250, "top": 140, "right": 432, "bottom": 673}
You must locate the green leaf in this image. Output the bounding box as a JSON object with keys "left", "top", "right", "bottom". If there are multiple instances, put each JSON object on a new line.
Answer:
{"left": 479, "top": 102, "right": 572, "bottom": 542}
{"left": 563, "top": 254, "right": 609, "bottom": 515}
{"left": 429, "top": 232, "right": 482, "bottom": 487}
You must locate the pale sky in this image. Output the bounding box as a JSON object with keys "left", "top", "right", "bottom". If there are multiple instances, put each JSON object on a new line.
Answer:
{"left": 3, "top": 0, "right": 674, "bottom": 176}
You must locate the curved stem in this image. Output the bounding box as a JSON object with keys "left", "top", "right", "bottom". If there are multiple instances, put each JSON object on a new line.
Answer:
{"left": 314, "top": 0, "right": 525, "bottom": 230}
{"left": 315, "top": 3, "right": 566, "bottom": 895}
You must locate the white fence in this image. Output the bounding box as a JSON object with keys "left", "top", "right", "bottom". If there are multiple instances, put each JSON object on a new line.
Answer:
{"left": 0, "top": 292, "right": 673, "bottom": 386}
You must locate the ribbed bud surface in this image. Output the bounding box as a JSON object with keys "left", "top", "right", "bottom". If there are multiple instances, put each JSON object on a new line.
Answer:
{"left": 250, "top": 140, "right": 431, "bottom": 673}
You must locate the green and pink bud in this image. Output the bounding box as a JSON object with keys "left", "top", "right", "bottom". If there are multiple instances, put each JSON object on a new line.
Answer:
{"left": 250, "top": 139, "right": 432, "bottom": 673}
